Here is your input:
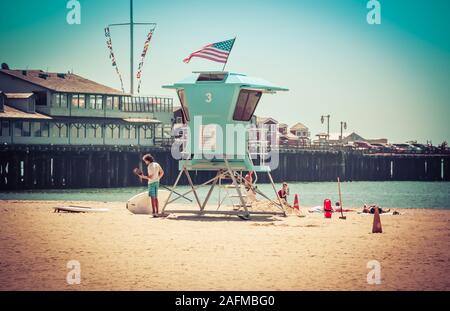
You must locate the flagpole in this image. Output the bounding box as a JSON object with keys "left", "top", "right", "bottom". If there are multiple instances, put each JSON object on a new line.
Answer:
{"left": 130, "top": 0, "right": 134, "bottom": 94}
{"left": 222, "top": 36, "right": 236, "bottom": 72}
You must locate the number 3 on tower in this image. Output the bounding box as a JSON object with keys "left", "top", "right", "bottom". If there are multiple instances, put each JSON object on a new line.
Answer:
{"left": 205, "top": 92, "right": 212, "bottom": 103}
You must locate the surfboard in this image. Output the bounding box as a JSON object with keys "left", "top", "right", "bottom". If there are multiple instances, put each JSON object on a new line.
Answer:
{"left": 54, "top": 206, "right": 109, "bottom": 213}
{"left": 126, "top": 190, "right": 170, "bottom": 215}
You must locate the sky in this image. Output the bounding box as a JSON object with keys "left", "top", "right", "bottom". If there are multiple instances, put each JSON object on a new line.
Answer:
{"left": 0, "top": 0, "right": 449, "bottom": 144}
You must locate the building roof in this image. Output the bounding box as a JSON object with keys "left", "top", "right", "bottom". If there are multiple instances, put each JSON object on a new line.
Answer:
{"left": 256, "top": 116, "right": 278, "bottom": 124}
{"left": 5, "top": 93, "right": 34, "bottom": 99}
{"left": 285, "top": 133, "right": 300, "bottom": 140}
{"left": 279, "top": 123, "right": 288, "bottom": 128}
{"left": 290, "top": 122, "right": 308, "bottom": 130}
{"left": 0, "top": 69, "right": 124, "bottom": 95}
{"left": 0, "top": 104, "right": 52, "bottom": 120}
{"left": 328, "top": 132, "right": 365, "bottom": 141}
{"left": 327, "top": 132, "right": 351, "bottom": 141}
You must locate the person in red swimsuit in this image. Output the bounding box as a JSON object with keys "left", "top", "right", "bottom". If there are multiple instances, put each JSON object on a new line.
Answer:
{"left": 277, "top": 182, "right": 290, "bottom": 205}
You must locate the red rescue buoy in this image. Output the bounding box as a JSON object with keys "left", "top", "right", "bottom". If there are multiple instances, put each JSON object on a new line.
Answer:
{"left": 324, "top": 199, "right": 332, "bottom": 218}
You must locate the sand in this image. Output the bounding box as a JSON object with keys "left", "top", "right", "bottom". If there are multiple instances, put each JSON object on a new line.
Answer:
{"left": 0, "top": 200, "right": 449, "bottom": 291}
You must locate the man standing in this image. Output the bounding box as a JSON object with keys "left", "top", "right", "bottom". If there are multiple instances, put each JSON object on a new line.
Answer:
{"left": 139, "top": 154, "right": 164, "bottom": 217}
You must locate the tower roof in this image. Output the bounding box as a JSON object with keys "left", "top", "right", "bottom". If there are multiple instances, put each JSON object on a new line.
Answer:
{"left": 163, "top": 72, "right": 288, "bottom": 92}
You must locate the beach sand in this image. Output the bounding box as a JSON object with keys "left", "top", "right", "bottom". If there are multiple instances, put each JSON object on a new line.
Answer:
{"left": 0, "top": 200, "right": 449, "bottom": 291}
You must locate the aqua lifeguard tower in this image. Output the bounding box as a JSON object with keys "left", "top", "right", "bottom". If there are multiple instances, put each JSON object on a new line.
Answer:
{"left": 162, "top": 71, "right": 288, "bottom": 219}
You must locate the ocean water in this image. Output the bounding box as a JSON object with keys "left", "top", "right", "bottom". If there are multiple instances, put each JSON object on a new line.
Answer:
{"left": 1, "top": 181, "right": 449, "bottom": 209}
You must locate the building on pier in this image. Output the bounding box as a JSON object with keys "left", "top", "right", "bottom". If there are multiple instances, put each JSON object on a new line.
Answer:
{"left": 0, "top": 68, "right": 174, "bottom": 147}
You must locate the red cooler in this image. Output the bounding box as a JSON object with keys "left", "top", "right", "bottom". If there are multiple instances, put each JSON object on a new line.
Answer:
{"left": 324, "top": 199, "right": 332, "bottom": 218}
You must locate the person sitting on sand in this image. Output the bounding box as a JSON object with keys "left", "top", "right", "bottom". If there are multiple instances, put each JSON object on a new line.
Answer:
{"left": 243, "top": 171, "right": 257, "bottom": 203}
{"left": 244, "top": 171, "right": 255, "bottom": 193}
{"left": 362, "top": 204, "right": 390, "bottom": 214}
{"left": 138, "top": 154, "right": 165, "bottom": 217}
{"left": 277, "top": 182, "right": 290, "bottom": 206}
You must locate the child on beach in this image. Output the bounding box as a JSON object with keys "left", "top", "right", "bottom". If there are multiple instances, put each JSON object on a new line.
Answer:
{"left": 138, "top": 154, "right": 165, "bottom": 217}
{"left": 277, "top": 182, "right": 290, "bottom": 206}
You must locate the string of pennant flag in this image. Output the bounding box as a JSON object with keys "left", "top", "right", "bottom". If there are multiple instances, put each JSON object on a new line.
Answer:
{"left": 104, "top": 27, "right": 125, "bottom": 93}
{"left": 136, "top": 30, "right": 154, "bottom": 94}
{"left": 104, "top": 27, "right": 154, "bottom": 94}
{"left": 104, "top": 29, "right": 235, "bottom": 93}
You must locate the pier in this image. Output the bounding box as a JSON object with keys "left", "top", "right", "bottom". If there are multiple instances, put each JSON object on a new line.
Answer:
{"left": 1, "top": 145, "right": 449, "bottom": 190}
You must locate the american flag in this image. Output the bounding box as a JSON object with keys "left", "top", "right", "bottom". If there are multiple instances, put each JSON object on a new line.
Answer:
{"left": 183, "top": 38, "right": 235, "bottom": 64}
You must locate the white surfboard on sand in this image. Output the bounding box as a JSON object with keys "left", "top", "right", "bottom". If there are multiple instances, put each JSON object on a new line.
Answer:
{"left": 126, "top": 190, "right": 170, "bottom": 215}
{"left": 54, "top": 206, "right": 109, "bottom": 213}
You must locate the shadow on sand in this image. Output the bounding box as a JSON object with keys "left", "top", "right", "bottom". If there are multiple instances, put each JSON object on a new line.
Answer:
{"left": 165, "top": 214, "right": 282, "bottom": 223}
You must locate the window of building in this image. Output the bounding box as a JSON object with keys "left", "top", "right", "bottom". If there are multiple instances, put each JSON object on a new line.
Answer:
{"left": 130, "top": 125, "right": 136, "bottom": 139}
{"left": 14, "top": 122, "right": 22, "bottom": 137}
{"left": 197, "top": 73, "right": 226, "bottom": 82}
{"left": 14, "top": 121, "right": 31, "bottom": 137}
{"left": 106, "top": 124, "right": 120, "bottom": 139}
{"left": 113, "top": 96, "right": 120, "bottom": 110}
{"left": 121, "top": 125, "right": 136, "bottom": 139}
{"left": 71, "top": 94, "right": 86, "bottom": 109}
{"left": 79, "top": 94, "right": 85, "bottom": 109}
{"left": 22, "top": 121, "right": 31, "bottom": 137}
{"left": 71, "top": 123, "right": 86, "bottom": 138}
{"left": 52, "top": 123, "right": 68, "bottom": 138}
{"left": 52, "top": 93, "right": 60, "bottom": 107}
{"left": 52, "top": 93, "right": 68, "bottom": 108}
{"left": 88, "top": 124, "right": 102, "bottom": 138}
{"left": 122, "top": 125, "right": 132, "bottom": 139}
{"left": 60, "top": 94, "right": 67, "bottom": 108}
{"left": 155, "top": 124, "right": 162, "bottom": 138}
{"left": 176, "top": 116, "right": 183, "bottom": 124}
{"left": 232, "top": 90, "right": 262, "bottom": 121}
{"left": 177, "top": 90, "right": 190, "bottom": 121}
{"left": 105, "top": 125, "right": 112, "bottom": 139}
{"left": 41, "top": 122, "right": 49, "bottom": 137}
{"left": 96, "top": 95, "right": 103, "bottom": 110}
{"left": 140, "top": 125, "right": 153, "bottom": 139}
{"left": 35, "top": 92, "right": 47, "bottom": 106}
{"left": 61, "top": 124, "right": 68, "bottom": 138}
{"left": 71, "top": 94, "right": 79, "bottom": 108}
{"left": 0, "top": 120, "right": 10, "bottom": 137}
{"left": 106, "top": 96, "right": 113, "bottom": 110}
{"left": 89, "top": 95, "right": 96, "bottom": 109}
{"left": 163, "top": 124, "right": 172, "bottom": 139}
{"left": 33, "top": 122, "right": 42, "bottom": 137}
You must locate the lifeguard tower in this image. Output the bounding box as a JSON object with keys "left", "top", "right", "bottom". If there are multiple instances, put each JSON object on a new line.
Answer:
{"left": 161, "top": 71, "right": 288, "bottom": 219}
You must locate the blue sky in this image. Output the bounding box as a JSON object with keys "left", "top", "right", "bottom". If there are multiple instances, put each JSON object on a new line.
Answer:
{"left": 0, "top": 0, "right": 449, "bottom": 143}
